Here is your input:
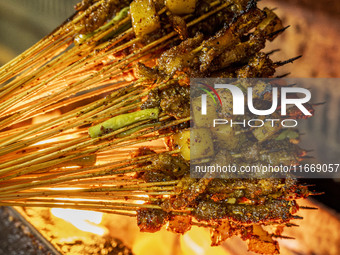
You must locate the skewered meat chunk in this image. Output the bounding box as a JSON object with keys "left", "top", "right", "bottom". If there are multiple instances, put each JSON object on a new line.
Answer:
{"left": 258, "top": 7, "right": 284, "bottom": 41}
{"left": 237, "top": 52, "right": 276, "bottom": 78}
{"left": 151, "top": 154, "right": 189, "bottom": 177}
{"left": 156, "top": 33, "right": 204, "bottom": 76}
{"left": 142, "top": 171, "right": 175, "bottom": 182}
{"left": 137, "top": 63, "right": 160, "bottom": 81}
{"left": 194, "top": 199, "right": 298, "bottom": 223}
{"left": 168, "top": 176, "right": 212, "bottom": 210}
{"left": 141, "top": 83, "right": 190, "bottom": 119}
{"left": 199, "top": 8, "right": 265, "bottom": 72}
{"left": 211, "top": 34, "right": 266, "bottom": 71}
{"left": 141, "top": 88, "right": 161, "bottom": 109}
{"left": 166, "top": 215, "right": 192, "bottom": 234}
{"left": 137, "top": 208, "right": 169, "bottom": 233}
{"left": 159, "top": 84, "right": 190, "bottom": 119}
{"left": 169, "top": 14, "right": 188, "bottom": 40}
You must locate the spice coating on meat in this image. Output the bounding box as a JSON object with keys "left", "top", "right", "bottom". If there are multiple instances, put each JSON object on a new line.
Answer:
{"left": 151, "top": 154, "right": 189, "bottom": 177}
{"left": 156, "top": 33, "right": 204, "bottom": 77}
{"left": 137, "top": 208, "right": 169, "bottom": 233}
{"left": 166, "top": 215, "right": 192, "bottom": 234}
{"left": 142, "top": 83, "right": 190, "bottom": 119}
{"left": 194, "top": 200, "right": 297, "bottom": 223}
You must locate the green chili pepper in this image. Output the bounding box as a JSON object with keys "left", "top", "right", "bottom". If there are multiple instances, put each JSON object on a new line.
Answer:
{"left": 75, "top": 7, "right": 130, "bottom": 45}
{"left": 89, "top": 108, "right": 159, "bottom": 138}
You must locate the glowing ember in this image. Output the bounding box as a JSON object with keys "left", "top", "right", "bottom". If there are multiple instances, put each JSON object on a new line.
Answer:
{"left": 51, "top": 208, "right": 107, "bottom": 236}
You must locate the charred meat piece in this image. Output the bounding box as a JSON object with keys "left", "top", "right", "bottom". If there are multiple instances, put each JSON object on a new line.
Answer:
{"left": 167, "top": 215, "right": 192, "bottom": 234}
{"left": 151, "top": 154, "right": 189, "bottom": 177}
{"left": 137, "top": 208, "right": 169, "bottom": 233}
{"left": 237, "top": 52, "right": 276, "bottom": 78}
{"left": 156, "top": 33, "right": 204, "bottom": 77}
{"left": 160, "top": 84, "right": 190, "bottom": 119}
{"left": 142, "top": 171, "right": 175, "bottom": 183}
{"left": 199, "top": 8, "right": 265, "bottom": 72}
{"left": 194, "top": 199, "right": 298, "bottom": 223}
{"left": 142, "top": 83, "right": 190, "bottom": 119}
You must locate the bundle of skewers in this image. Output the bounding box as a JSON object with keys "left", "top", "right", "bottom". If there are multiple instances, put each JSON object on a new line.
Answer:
{"left": 0, "top": 0, "right": 318, "bottom": 253}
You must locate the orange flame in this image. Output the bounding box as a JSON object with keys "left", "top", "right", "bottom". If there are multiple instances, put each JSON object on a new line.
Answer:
{"left": 51, "top": 208, "right": 107, "bottom": 236}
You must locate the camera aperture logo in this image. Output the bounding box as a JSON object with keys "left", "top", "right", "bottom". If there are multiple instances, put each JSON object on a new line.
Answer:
{"left": 199, "top": 83, "right": 312, "bottom": 128}
{"left": 198, "top": 82, "right": 223, "bottom": 109}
